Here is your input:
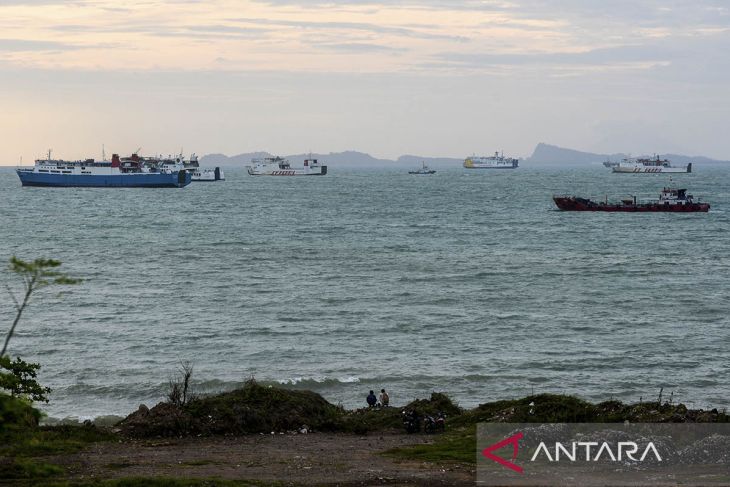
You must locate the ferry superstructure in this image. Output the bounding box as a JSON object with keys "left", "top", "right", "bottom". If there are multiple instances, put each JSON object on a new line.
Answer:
{"left": 464, "top": 152, "right": 519, "bottom": 169}
{"left": 247, "top": 157, "right": 327, "bottom": 176}
{"left": 16, "top": 151, "right": 191, "bottom": 188}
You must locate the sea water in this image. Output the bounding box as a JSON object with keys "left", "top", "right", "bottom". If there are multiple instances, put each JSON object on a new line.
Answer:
{"left": 1, "top": 165, "right": 728, "bottom": 419}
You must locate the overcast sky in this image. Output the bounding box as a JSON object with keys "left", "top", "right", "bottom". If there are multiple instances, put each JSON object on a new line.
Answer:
{"left": 1, "top": 0, "right": 729, "bottom": 164}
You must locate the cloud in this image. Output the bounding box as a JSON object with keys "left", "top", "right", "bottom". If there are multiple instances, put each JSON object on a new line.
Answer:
{"left": 0, "top": 0, "right": 728, "bottom": 161}
{"left": 314, "top": 42, "right": 407, "bottom": 53}
{"left": 0, "top": 38, "right": 88, "bottom": 51}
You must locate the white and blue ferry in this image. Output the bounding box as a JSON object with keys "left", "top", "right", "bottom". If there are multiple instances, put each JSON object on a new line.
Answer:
{"left": 16, "top": 151, "right": 192, "bottom": 188}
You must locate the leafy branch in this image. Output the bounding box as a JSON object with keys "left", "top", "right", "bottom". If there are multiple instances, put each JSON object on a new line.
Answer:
{"left": 2, "top": 257, "right": 81, "bottom": 357}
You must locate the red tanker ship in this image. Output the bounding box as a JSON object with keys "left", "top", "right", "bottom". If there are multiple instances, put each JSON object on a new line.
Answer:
{"left": 553, "top": 187, "right": 710, "bottom": 212}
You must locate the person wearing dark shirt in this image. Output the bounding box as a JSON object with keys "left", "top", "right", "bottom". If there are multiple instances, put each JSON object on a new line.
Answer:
{"left": 366, "top": 390, "right": 377, "bottom": 407}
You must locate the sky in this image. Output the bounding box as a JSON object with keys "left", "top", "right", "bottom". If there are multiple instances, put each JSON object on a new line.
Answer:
{"left": 1, "top": 0, "right": 729, "bottom": 164}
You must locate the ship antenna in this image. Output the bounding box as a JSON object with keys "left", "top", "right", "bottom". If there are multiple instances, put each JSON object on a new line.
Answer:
{"left": 102, "top": 144, "right": 106, "bottom": 162}
{"left": 48, "top": 148, "right": 52, "bottom": 161}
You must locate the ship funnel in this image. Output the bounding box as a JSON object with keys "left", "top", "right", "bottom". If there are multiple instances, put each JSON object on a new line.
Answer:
{"left": 111, "top": 154, "right": 120, "bottom": 167}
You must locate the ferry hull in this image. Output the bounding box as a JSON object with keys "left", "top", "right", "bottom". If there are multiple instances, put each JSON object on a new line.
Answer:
{"left": 17, "top": 170, "right": 191, "bottom": 188}
{"left": 464, "top": 165, "right": 518, "bottom": 169}
{"left": 191, "top": 167, "right": 225, "bottom": 182}
{"left": 553, "top": 196, "right": 709, "bottom": 212}
{"left": 247, "top": 166, "right": 327, "bottom": 176}
{"left": 612, "top": 163, "right": 692, "bottom": 173}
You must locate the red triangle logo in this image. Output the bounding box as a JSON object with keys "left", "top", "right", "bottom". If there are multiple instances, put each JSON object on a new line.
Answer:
{"left": 481, "top": 432, "right": 524, "bottom": 473}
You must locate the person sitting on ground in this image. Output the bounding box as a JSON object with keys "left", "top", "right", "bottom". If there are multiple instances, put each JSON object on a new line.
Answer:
{"left": 366, "top": 390, "right": 377, "bottom": 407}
{"left": 379, "top": 388, "right": 390, "bottom": 407}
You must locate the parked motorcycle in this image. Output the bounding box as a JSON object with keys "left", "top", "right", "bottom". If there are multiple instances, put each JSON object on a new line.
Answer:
{"left": 402, "top": 409, "right": 420, "bottom": 433}
{"left": 424, "top": 411, "right": 446, "bottom": 433}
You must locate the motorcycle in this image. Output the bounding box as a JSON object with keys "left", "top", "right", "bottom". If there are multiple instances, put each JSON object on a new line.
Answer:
{"left": 424, "top": 411, "right": 446, "bottom": 433}
{"left": 402, "top": 409, "right": 420, "bottom": 433}
{"left": 435, "top": 411, "right": 446, "bottom": 431}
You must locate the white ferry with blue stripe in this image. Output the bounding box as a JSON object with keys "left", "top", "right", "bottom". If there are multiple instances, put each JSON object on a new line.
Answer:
{"left": 16, "top": 151, "right": 191, "bottom": 188}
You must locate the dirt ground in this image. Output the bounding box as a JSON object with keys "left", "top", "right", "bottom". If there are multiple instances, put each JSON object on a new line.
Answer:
{"left": 45, "top": 432, "right": 476, "bottom": 486}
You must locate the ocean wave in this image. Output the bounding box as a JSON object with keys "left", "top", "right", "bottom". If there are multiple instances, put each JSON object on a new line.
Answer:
{"left": 271, "top": 376, "right": 362, "bottom": 387}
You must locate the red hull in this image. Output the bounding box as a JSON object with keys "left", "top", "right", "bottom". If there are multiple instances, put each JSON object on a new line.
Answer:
{"left": 553, "top": 196, "right": 710, "bottom": 212}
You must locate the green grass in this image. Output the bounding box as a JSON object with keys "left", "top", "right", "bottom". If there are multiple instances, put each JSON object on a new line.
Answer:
{"left": 0, "top": 458, "right": 64, "bottom": 480}
{"left": 180, "top": 459, "right": 224, "bottom": 467}
{"left": 41, "top": 478, "right": 286, "bottom": 487}
{"left": 0, "top": 424, "right": 119, "bottom": 483}
{"left": 1, "top": 424, "right": 118, "bottom": 457}
{"left": 385, "top": 426, "right": 476, "bottom": 465}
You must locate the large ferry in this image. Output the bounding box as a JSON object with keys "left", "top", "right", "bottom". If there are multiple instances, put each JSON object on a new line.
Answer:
{"left": 247, "top": 157, "right": 327, "bottom": 176}
{"left": 553, "top": 187, "right": 709, "bottom": 212}
{"left": 16, "top": 151, "right": 191, "bottom": 188}
{"left": 464, "top": 152, "right": 519, "bottom": 169}
{"left": 611, "top": 156, "right": 691, "bottom": 173}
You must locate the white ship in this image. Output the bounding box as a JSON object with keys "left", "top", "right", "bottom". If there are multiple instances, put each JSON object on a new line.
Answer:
{"left": 183, "top": 154, "right": 225, "bottom": 182}
{"left": 464, "top": 151, "right": 518, "bottom": 169}
{"left": 611, "top": 156, "right": 691, "bottom": 174}
{"left": 247, "top": 157, "right": 327, "bottom": 176}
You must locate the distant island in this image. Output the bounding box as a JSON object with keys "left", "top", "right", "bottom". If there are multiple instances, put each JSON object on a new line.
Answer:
{"left": 200, "top": 143, "right": 730, "bottom": 168}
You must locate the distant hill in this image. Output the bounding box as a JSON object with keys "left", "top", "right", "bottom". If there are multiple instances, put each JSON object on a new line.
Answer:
{"left": 200, "top": 150, "right": 396, "bottom": 168}
{"left": 396, "top": 155, "right": 463, "bottom": 167}
{"left": 199, "top": 144, "right": 729, "bottom": 168}
{"left": 525, "top": 143, "right": 729, "bottom": 166}
{"left": 199, "top": 151, "right": 463, "bottom": 168}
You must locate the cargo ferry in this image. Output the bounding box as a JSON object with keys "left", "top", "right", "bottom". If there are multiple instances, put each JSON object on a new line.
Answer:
{"left": 553, "top": 187, "right": 709, "bottom": 212}
{"left": 247, "top": 157, "right": 327, "bottom": 176}
{"left": 611, "top": 156, "right": 691, "bottom": 173}
{"left": 464, "top": 152, "right": 518, "bottom": 169}
{"left": 16, "top": 151, "right": 191, "bottom": 187}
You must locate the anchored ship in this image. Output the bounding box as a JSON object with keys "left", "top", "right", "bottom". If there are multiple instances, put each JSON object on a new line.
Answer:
{"left": 611, "top": 156, "right": 691, "bottom": 173}
{"left": 464, "top": 152, "right": 518, "bottom": 169}
{"left": 553, "top": 187, "right": 709, "bottom": 212}
{"left": 16, "top": 151, "right": 191, "bottom": 188}
{"left": 247, "top": 157, "right": 327, "bottom": 176}
{"left": 409, "top": 162, "right": 436, "bottom": 175}
{"left": 183, "top": 154, "right": 225, "bottom": 182}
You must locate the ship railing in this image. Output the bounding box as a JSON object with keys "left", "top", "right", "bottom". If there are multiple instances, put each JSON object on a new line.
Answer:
{"left": 552, "top": 193, "right": 639, "bottom": 201}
